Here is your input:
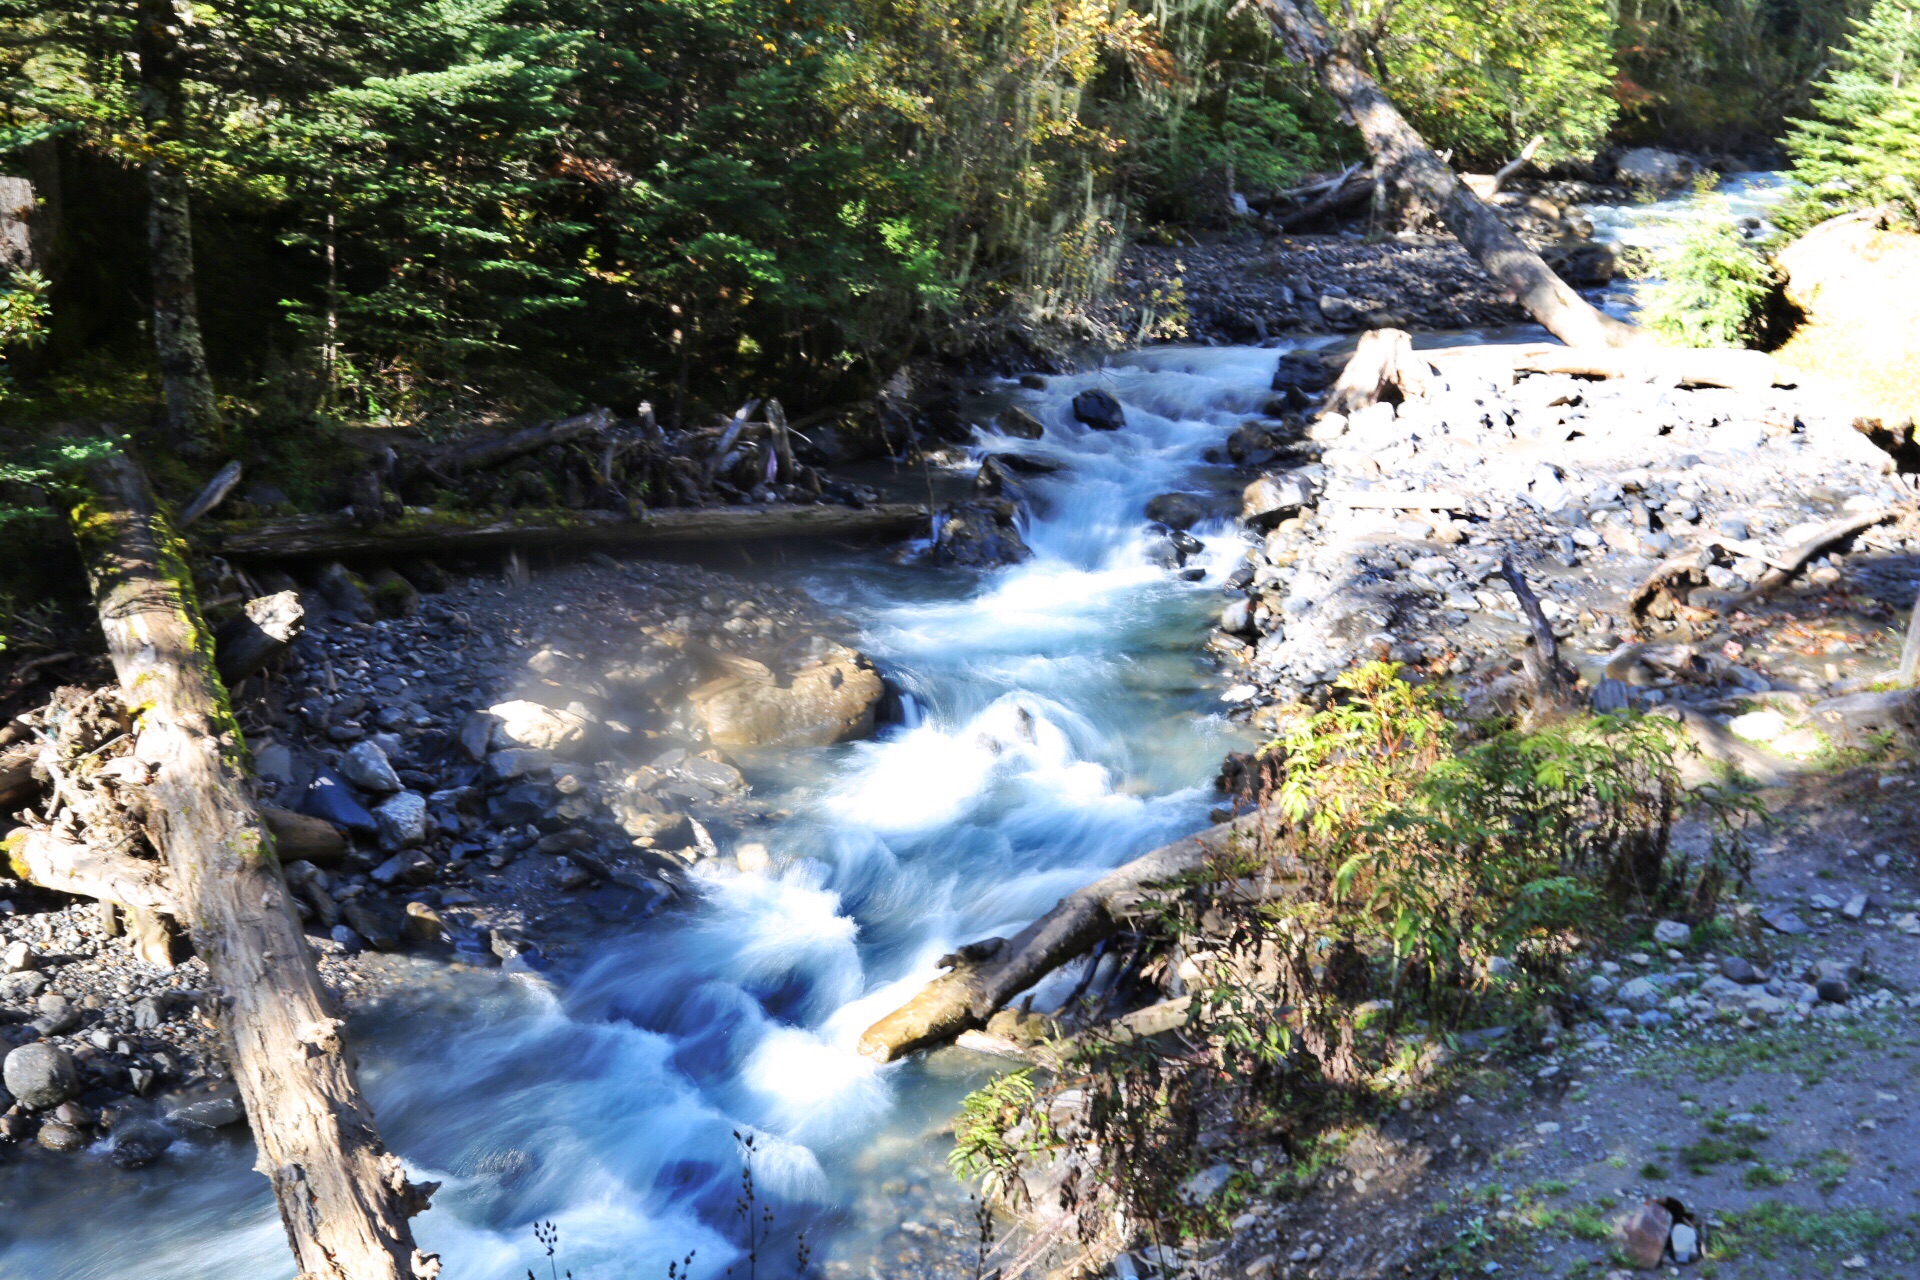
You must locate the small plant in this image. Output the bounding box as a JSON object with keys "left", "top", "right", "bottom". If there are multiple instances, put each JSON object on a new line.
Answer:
{"left": 1640, "top": 1161, "right": 1670, "bottom": 1180}
{"left": 528, "top": 1220, "right": 572, "bottom": 1280}
{"left": 1638, "top": 212, "right": 1778, "bottom": 349}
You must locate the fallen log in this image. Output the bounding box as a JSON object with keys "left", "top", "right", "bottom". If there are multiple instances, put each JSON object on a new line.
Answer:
{"left": 1730, "top": 508, "right": 1901, "bottom": 608}
{"left": 2, "top": 828, "right": 179, "bottom": 917}
{"left": 1272, "top": 173, "right": 1375, "bottom": 231}
{"left": 857, "top": 813, "right": 1306, "bottom": 1062}
{"left": 411, "top": 407, "right": 613, "bottom": 480}
{"left": 213, "top": 590, "right": 305, "bottom": 685}
{"left": 1250, "top": 0, "right": 1640, "bottom": 350}
{"left": 199, "top": 501, "right": 930, "bottom": 561}
{"left": 70, "top": 448, "right": 437, "bottom": 1280}
{"left": 1416, "top": 341, "right": 1786, "bottom": 392}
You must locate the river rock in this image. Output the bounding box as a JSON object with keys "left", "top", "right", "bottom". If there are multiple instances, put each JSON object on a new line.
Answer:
{"left": 488, "top": 699, "right": 592, "bottom": 756}
{"left": 4, "top": 1042, "right": 80, "bottom": 1110}
{"left": 996, "top": 407, "right": 1046, "bottom": 439}
{"left": 1144, "top": 492, "right": 1211, "bottom": 531}
{"left": 931, "top": 500, "right": 1030, "bottom": 568}
{"left": 457, "top": 710, "right": 496, "bottom": 761}
{"left": 299, "top": 765, "right": 379, "bottom": 835}
{"left": 687, "top": 646, "right": 884, "bottom": 747}
{"left": 37, "top": 1120, "right": 86, "bottom": 1152}
{"left": 1613, "top": 147, "right": 1694, "bottom": 193}
{"left": 337, "top": 740, "right": 402, "bottom": 793}
{"left": 261, "top": 806, "right": 348, "bottom": 866}
{"left": 1071, "top": 388, "right": 1125, "bottom": 431}
{"left": 373, "top": 791, "right": 430, "bottom": 850}
{"left": 487, "top": 747, "right": 555, "bottom": 781}
{"left": 1242, "top": 474, "right": 1313, "bottom": 527}
{"left": 109, "top": 1118, "right": 175, "bottom": 1168}
{"left": 1, "top": 940, "right": 36, "bottom": 972}
{"left": 1652, "top": 920, "right": 1692, "bottom": 947}
{"left": 167, "top": 1094, "right": 246, "bottom": 1129}
{"left": 343, "top": 900, "right": 401, "bottom": 951}
{"left": 371, "top": 848, "right": 437, "bottom": 887}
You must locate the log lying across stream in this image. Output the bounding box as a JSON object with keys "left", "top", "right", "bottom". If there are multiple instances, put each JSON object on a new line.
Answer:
{"left": 198, "top": 500, "right": 931, "bottom": 561}
{"left": 857, "top": 813, "right": 1307, "bottom": 1062}
{"left": 70, "top": 450, "right": 438, "bottom": 1280}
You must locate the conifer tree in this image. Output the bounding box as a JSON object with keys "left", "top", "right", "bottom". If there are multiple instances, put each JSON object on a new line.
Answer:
{"left": 1787, "top": 0, "right": 1920, "bottom": 226}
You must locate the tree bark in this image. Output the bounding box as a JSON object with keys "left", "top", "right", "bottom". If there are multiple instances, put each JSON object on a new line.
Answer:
{"left": 409, "top": 408, "right": 614, "bottom": 481}
{"left": 857, "top": 814, "right": 1305, "bottom": 1062}
{"left": 199, "top": 501, "right": 931, "bottom": 562}
{"left": 1323, "top": 328, "right": 1433, "bottom": 415}
{"left": 3, "top": 828, "right": 180, "bottom": 918}
{"left": 1250, "top": 0, "right": 1640, "bottom": 350}
{"left": 70, "top": 448, "right": 436, "bottom": 1280}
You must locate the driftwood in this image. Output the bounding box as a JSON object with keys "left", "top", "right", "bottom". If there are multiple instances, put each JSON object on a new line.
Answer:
{"left": 1500, "top": 555, "right": 1578, "bottom": 713}
{"left": 857, "top": 813, "right": 1305, "bottom": 1062}
{"left": 71, "top": 449, "right": 437, "bottom": 1280}
{"left": 199, "top": 501, "right": 930, "bottom": 561}
{"left": 412, "top": 407, "right": 613, "bottom": 480}
{"left": 1417, "top": 341, "right": 1786, "bottom": 392}
{"left": 2, "top": 828, "right": 179, "bottom": 917}
{"left": 1272, "top": 172, "right": 1375, "bottom": 231}
{"left": 1730, "top": 508, "right": 1901, "bottom": 607}
{"left": 1323, "top": 328, "right": 1433, "bottom": 415}
{"left": 1628, "top": 546, "right": 1715, "bottom": 620}
{"left": 178, "top": 460, "right": 244, "bottom": 527}
{"left": 213, "top": 590, "right": 305, "bottom": 685}
{"left": 1463, "top": 135, "right": 1546, "bottom": 200}
{"left": 1250, "top": 0, "right": 1639, "bottom": 350}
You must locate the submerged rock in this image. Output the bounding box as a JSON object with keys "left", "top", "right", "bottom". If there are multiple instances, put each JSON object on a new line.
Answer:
{"left": 1071, "top": 388, "right": 1126, "bottom": 431}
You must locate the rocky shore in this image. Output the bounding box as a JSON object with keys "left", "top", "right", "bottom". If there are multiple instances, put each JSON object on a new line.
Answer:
{"left": 1, "top": 551, "right": 893, "bottom": 1164}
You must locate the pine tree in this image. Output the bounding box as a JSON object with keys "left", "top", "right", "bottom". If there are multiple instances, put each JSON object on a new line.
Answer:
{"left": 1787, "top": 0, "right": 1920, "bottom": 226}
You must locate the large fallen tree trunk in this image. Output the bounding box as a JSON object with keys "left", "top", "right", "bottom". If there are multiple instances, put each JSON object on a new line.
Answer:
{"left": 71, "top": 449, "right": 436, "bottom": 1280}
{"left": 199, "top": 500, "right": 930, "bottom": 561}
{"left": 1415, "top": 341, "right": 1787, "bottom": 392}
{"left": 857, "top": 813, "right": 1307, "bottom": 1062}
{"left": 1250, "top": 0, "right": 1640, "bottom": 350}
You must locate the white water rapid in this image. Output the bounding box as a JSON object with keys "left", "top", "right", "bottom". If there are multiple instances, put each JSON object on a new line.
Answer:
{"left": 2, "top": 347, "right": 1290, "bottom": 1280}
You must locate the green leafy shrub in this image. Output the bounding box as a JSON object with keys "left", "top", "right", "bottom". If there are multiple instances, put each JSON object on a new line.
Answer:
{"left": 1639, "top": 218, "right": 1779, "bottom": 348}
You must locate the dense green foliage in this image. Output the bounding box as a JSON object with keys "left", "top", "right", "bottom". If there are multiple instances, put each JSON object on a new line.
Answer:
{"left": 1786, "top": 0, "right": 1920, "bottom": 227}
{"left": 1640, "top": 210, "right": 1779, "bottom": 346}
{"left": 1614, "top": 0, "right": 1870, "bottom": 148}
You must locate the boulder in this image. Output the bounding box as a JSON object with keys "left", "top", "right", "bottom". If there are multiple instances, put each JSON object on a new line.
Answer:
{"left": 1070, "top": 388, "right": 1125, "bottom": 431}
{"left": 1613, "top": 147, "right": 1694, "bottom": 193}
{"left": 373, "top": 791, "right": 430, "bottom": 850}
{"left": 996, "top": 407, "right": 1046, "bottom": 439}
{"left": 109, "top": 1118, "right": 175, "bottom": 1168}
{"left": 167, "top": 1094, "right": 246, "bottom": 1129}
{"left": 4, "top": 1042, "right": 80, "bottom": 1110}
{"left": 621, "top": 811, "right": 696, "bottom": 850}
{"left": 1241, "top": 474, "right": 1314, "bottom": 527}
{"left": 687, "top": 646, "right": 885, "bottom": 747}
{"left": 486, "top": 747, "right": 555, "bottom": 781}
{"left": 1271, "top": 351, "right": 1335, "bottom": 393}
{"left": 1776, "top": 214, "right": 1920, "bottom": 427}
{"left": 371, "top": 848, "right": 437, "bottom": 887}
{"left": 930, "top": 499, "right": 1031, "bottom": 568}
{"left": 337, "top": 740, "right": 402, "bottom": 793}
{"left": 298, "top": 765, "right": 378, "bottom": 835}
{"left": 1651, "top": 920, "right": 1692, "bottom": 947}
{"left": 488, "top": 699, "right": 592, "bottom": 756}
{"left": 1143, "top": 492, "right": 1212, "bottom": 531}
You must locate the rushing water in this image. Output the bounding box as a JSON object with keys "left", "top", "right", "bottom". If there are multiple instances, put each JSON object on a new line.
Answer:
{"left": 1580, "top": 169, "right": 1789, "bottom": 321}
{"left": 0, "top": 348, "right": 1286, "bottom": 1280}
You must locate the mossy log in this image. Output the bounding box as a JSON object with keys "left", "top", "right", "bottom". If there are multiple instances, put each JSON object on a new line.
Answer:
{"left": 70, "top": 449, "right": 438, "bottom": 1280}
{"left": 199, "top": 501, "right": 931, "bottom": 561}
{"left": 857, "top": 813, "right": 1306, "bottom": 1062}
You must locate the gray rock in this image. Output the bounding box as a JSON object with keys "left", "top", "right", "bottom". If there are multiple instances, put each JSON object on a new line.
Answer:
{"left": 254, "top": 742, "right": 295, "bottom": 785}
{"left": 679, "top": 757, "right": 746, "bottom": 794}
{"left": 1241, "top": 474, "right": 1313, "bottom": 528}
{"left": 371, "top": 849, "right": 438, "bottom": 888}
{"left": 4, "top": 1043, "right": 80, "bottom": 1110}
{"left": 1652, "top": 920, "right": 1692, "bottom": 947}
{"left": 488, "top": 699, "right": 592, "bottom": 755}
{"left": 1614, "top": 147, "right": 1695, "bottom": 193}
{"left": 930, "top": 500, "right": 1031, "bottom": 568}
{"left": 1070, "top": 388, "right": 1125, "bottom": 431}
{"left": 167, "top": 1095, "right": 246, "bottom": 1129}
{"left": 1144, "top": 492, "right": 1211, "bottom": 531}
{"left": 330, "top": 924, "right": 365, "bottom": 954}
{"left": 1817, "top": 977, "right": 1852, "bottom": 1004}
{"left": 0, "top": 970, "right": 48, "bottom": 1001}
{"left": 486, "top": 747, "right": 555, "bottom": 781}
{"left": 337, "top": 740, "right": 403, "bottom": 794}
{"left": 1842, "top": 892, "right": 1868, "bottom": 920}
{"left": 620, "top": 811, "right": 695, "bottom": 849}
{"left": 37, "top": 1119, "right": 86, "bottom": 1152}
{"left": 132, "top": 995, "right": 171, "bottom": 1030}
{"left": 458, "top": 711, "right": 496, "bottom": 762}
{"left": 1617, "top": 977, "right": 1660, "bottom": 1009}
{"left": 1720, "top": 956, "right": 1761, "bottom": 984}
{"left": 110, "top": 1119, "right": 175, "bottom": 1168}
{"left": 1, "top": 940, "right": 37, "bottom": 973}
{"left": 1178, "top": 1161, "right": 1236, "bottom": 1206}
{"left": 685, "top": 648, "right": 884, "bottom": 748}
{"left": 1220, "top": 598, "right": 1254, "bottom": 636}
{"left": 373, "top": 791, "right": 430, "bottom": 850}
{"left": 343, "top": 900, "right": 402, "bottom": 952}
{"left": 1760, "top": 907, "right": 1808, "bottom": 935}
{"left": 996, "top": 407, "right": 1046, "bottom": 439}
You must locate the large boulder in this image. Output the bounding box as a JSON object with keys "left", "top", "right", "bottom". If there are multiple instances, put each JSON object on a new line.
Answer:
{"left": 1241, "top": 474, "right": 1314, "bottom": 528}
{"left": 995, "top": 407, "right": 1046, "bottom": 439}
{"left": 686, "top": 645, "right": 885, "bottom": 747}
{"left": 1807, "top": 689, "right": 1920, "bottom": 749}
{"left": 1143, "top": 492, "right": 1213, "bottom": 531}
{"left": 1777, "top": 214, "right": 1920, "bottom": 428}
{"left": 1613, "top": 147, "right": 1695, "bottom": 193}
{"left": 1070, "top": 388, "right": 1126, "bottom": 431}
{"left": 930, "top": 499, "right": 1031, "bottom": 568}
{"left": 4, "top": 1042, "right": 79, "bottom": 1110}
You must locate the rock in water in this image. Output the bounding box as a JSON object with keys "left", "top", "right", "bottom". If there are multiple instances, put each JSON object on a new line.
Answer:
{"left": 37, "top": 1120, "right": 86, "bottom": 1152}
{"left": 110, "top": 1118, "right": 175, "bottom": 1168}
{"left": 1070, "top": 389, "right": 1125, "bottom": 431}
{"left": 1144, "top": 492, "right": 1212, "bottom": 531}
{"left": 167, "top": 1095, "right": 246, "bottom": 1129}
{"left": 930, "top": 500, "right": 1031, "bottom": 568}
{"left": 4, "top": 1042, "right": 80, "bottom": 1110}
{"left": 996, "top": 407, "right": 1046, "bottom": 439}
{"left": 687, "top": 646, "right": 886, "bottom": 747}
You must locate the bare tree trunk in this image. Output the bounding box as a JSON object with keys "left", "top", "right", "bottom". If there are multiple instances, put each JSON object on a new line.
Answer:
{"left": 1251, "top": 0, "right": 1641, "bottom": 350}
{"left": 71, "top": 448, "right": 436, "bottom": 1280}
{"left": 146, "top": 165, "right": 221, "bottom": 442}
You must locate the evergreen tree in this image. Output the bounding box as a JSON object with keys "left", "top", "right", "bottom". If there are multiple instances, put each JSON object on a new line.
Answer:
{"left": 1787, "top": 0, "right": 1920, "bottom": 226}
